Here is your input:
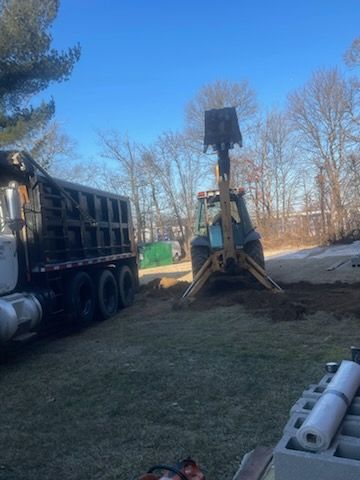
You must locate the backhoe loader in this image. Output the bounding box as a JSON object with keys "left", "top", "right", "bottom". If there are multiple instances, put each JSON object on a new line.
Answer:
{"left": 183, "top": 107, "right": 281, "bottom": 298}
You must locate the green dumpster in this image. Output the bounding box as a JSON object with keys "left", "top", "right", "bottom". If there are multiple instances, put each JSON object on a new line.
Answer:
{"left": 139, "top": 242, "right": 173, "bottom": 269}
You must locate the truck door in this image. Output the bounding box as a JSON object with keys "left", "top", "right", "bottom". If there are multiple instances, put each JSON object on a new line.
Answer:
{"left": 0, "top": 190, "right": 19, "bottom": 295}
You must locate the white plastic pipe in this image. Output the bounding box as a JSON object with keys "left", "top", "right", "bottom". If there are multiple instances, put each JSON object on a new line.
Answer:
{"left": 296, "top": 360, "right": 360, "bottom": 451}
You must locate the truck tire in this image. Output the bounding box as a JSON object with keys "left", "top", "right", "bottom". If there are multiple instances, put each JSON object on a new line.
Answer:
{"left": 66, "top": 271, "right": 95, "bottom": 327}
{"left": 96, "top": 269, "right": 119, "bottom": 320}
{"left": 191, "top": 245, "right": 210, "bottom": 277}
{"left": 244, "top": 240, "right": 265, "bottom": 268}
{"left": 118, "top": 265, "right": 135, "bottom": 308}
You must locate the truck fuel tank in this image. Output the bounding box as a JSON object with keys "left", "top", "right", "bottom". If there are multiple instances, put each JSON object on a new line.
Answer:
{"left": 0, "top": 293, "right": 42, "bottom": 343}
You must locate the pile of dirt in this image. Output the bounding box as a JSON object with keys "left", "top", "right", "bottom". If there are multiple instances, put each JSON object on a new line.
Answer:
{"left": 141, "top": 277, "right": 189, "bottom": 298}
{"left": 142, "top": 277, "right": 360, "bottom": 322}
{"left": 193, "top": 280, "right": 360, "bottom": 321}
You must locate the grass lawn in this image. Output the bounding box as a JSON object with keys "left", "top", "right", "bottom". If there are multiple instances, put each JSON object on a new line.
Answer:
{"left": 1, "top": 290, "right": 359, "bottom": 480}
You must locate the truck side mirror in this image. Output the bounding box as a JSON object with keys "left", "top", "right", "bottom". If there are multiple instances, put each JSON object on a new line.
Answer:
{"left": 5, "top": 182, "right": 24, "bottom": 231}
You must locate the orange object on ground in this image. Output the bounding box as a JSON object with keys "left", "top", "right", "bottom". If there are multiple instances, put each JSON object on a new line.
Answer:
{"left": 139, "top": 458, "right": 205, "bottom": 480}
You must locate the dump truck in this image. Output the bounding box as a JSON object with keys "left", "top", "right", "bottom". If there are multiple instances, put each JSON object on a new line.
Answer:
{"left": 0, "top": 151, "right": 138, "bottom": 343}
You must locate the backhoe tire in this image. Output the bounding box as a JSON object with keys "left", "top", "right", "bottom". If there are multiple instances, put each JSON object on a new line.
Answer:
{"left": 240, "top": 240, "right": 266, "bottom": 289}
{"left": 244, "top": 240, "right": 265, "bottom": 269}
{"left": 191, "top": 245, "right": 210, "bottom": 277}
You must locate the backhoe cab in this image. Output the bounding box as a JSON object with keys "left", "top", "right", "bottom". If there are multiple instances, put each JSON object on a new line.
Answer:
{"left": 191, "top": 188, "right": 264, "bottom": 276}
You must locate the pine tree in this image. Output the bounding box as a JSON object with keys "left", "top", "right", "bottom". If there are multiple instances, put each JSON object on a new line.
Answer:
{"left": 0, "top": 0, "right": 80, "bottom": 146}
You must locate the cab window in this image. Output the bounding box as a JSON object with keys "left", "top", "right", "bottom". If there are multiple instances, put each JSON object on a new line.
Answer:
{"left": 196, "top": 200, "right": 207, "bottom": 236}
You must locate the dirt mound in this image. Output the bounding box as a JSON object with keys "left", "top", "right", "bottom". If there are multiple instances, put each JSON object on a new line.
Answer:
{"left": 141, "top": 277, "right": 189, "bottom": 297}
{"left": 193, "top": 280, "right": 360, "bottom": 321}
{"left": 142, "top": 276, "right": 360, "bottom": 322}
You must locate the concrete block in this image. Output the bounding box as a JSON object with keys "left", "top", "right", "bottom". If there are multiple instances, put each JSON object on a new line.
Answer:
{"left": 274, "top": 434, "right": 360, "bottom": 480}
{"left": 274, "top": 374, "right": 360, "bottom": 479}
{"left": 294, "top": 395, "right": 360, "bottom": 419}
{"left": 318, "top": 373, "right": 334, "bottom": 385}
{"left": 301, "top": 382, "right": 360, "bottom": 401}
{"left": 351, "top": 255, "right": 360, "bottom": 267}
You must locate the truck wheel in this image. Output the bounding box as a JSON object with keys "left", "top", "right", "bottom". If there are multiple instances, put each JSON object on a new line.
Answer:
{"left": 96, "top": 269, "right": 119, "bottom": 320}
{"left": 244, "top": 240, "right": 265, "bottom": 268}
{"left": 66, "top": 271, "right": 95, "bottom": 327}
{"left": 191, "top": 245, "right": 210, "bottom": 277}
{"left": 118, "top": 265, "right": 135, "bottom": 308}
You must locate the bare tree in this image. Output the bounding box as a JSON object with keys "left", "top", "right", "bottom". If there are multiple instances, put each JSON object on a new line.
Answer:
{"left": 265, "top": 110, "right": 298, "bottom": 228}
{"left": 97, "top": 130, "right": 147, "bottom": 243}
{"left": 231, "top": 111, "right": 298, "bottom": 242}
{"left": 185, "top": 79, "right": 257, "bottom": 148}
{"left": 345, "top": 37, "right": 360, "bottom": 68}
{"left": 141, "top": 150, "right": 166, "bottom": 241}
{"left": 144, "top": 131, "right": 205, "bottom": 254}
{"left": 14, "top": 120, "right": 78, "bottom": 171}
{"left": 54, "top": 160, "right": 110, "bottom": 188}
{"left": 288, "top": 68, "right": 356, "bottom": 240}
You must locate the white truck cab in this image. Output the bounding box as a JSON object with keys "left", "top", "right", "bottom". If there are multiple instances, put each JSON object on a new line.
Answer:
{"left": 0, "top": 182, "right": 42, "bottom": 342}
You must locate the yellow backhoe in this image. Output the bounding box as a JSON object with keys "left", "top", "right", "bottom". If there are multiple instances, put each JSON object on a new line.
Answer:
{"left": 183, "top": 107, "right": 282, "bottom": 298}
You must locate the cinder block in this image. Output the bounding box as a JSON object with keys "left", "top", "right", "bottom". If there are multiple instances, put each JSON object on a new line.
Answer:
{"left": 282, "top": 413, "right": 307, "bottom": 434}
{"left": 290, "top": 395, "right": 360, "bottom": 422}
{"left": 351, "top": 255, "right": 360, "bottom": 267}
{"left": 301, "top": 383, "right": 328, "bottom": 399}
{"left": 274, "top": 374, "right": 360, "bottom": 479}
{"left": 274, "top": 434, "right": 360, "bottom": 480}
{"left": 318, "top": 373, "right": 334, "bottom": 385}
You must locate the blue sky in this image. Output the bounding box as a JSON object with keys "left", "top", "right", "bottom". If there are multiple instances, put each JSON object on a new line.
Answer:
{"left": 46, "top": 0, "right": 360, "bottom": 159}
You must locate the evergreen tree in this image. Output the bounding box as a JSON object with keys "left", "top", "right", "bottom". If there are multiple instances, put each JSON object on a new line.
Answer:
{"left": 0, "top": 0, "right": 80, "bottom": 146}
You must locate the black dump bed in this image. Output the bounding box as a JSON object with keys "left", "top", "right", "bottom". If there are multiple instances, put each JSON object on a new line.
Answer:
{"left": 25, "top": 174, "right": 135, "bottom": 268}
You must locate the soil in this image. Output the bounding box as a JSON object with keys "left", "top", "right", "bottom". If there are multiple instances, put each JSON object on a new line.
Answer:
{"left": 204, "top": 280, "right": 360, "bottom": 322}
{"left": 141, "top": 277, "right": 189, "bottom": 296}
{"left": 142, "top": 277, "right": 360, "bottom": 322}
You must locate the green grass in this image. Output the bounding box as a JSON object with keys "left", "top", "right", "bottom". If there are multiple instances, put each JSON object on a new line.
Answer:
{"left": 0, "top": 295, "right": 359, "bottom": 480}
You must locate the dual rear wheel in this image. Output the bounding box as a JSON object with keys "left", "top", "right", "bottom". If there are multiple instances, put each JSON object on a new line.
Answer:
{"left": 96, "top": 269, "right": 119, "bottom": 321}
{"left": 66, "top": 265, "right": 135, "bottom": 327}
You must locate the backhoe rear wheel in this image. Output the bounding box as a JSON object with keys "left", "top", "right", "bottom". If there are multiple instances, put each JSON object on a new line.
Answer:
{"left": 191, "top": 245, "right": 210, "bottom": 277}
{"left": 242, "top": 239, "right": 266, "bottom": 289}
{"left": 244, "top": 240, "right": 265, "bottom": 268}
